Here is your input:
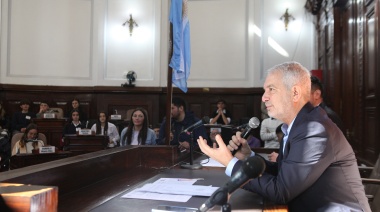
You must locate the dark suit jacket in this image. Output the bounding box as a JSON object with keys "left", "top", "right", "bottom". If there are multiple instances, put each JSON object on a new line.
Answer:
{"left": 232, "top": 103, "right": 370, "bottom": 211}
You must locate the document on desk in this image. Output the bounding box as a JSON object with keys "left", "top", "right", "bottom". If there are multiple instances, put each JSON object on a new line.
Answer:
{"left": 201, "top": 158, "right": 225, "bottom": 167}
{"left": 121, "top": 178, "right": 218, "bottom": 202}
{"left": 137, "top": 183, "right": 218, "bottom": 196}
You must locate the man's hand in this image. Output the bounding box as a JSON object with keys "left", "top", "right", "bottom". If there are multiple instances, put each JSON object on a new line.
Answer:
{"left": 197, "top": 135, "right": 233, "bottom": 166}
{"left": 268, "top": 152, "right": 278, "bottom": 162}
{"left": 226, "top": 131, "right": 252, "bottom": 160}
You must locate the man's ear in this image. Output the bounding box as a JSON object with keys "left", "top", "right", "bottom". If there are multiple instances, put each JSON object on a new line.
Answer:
{"left": 179, "top": 106, "right": 184, "bottom": 112}
{"left": 292, "top": 86, "right": 302, "bottom": 102}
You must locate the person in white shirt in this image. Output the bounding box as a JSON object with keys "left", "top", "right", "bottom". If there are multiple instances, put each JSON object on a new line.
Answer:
{"left": 12, "top": 123, "right": 44, "bottom": 155}
{"left": 91, "top": 111, "right": 120, "bottom": 147}
{"left": 120, "top": 108, "right": 156, "bottom": 146}
{"left": 260, "top": 117, "right": 283, "bottom": 148}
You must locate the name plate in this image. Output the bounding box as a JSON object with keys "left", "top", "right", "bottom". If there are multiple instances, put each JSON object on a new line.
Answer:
{"left": 43, "top": 113, "right": 56, "bottom": 119}
{"left": 110, "top": 114, "right": 122, "bottom": 120}
{"left": 78, "top": 129, "right": 92, "bottom": 135}
{"left": 39, "top": 146, "right": 56, "bottom": 154}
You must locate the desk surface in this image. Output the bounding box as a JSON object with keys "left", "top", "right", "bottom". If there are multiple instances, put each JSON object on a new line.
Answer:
{"left": 90, "top": 169, "right": 264, "bottom": 212}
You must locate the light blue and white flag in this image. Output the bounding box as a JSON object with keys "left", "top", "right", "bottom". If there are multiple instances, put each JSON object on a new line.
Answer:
{"left": 169, "top": 0, "right": 191, "bottom": 93}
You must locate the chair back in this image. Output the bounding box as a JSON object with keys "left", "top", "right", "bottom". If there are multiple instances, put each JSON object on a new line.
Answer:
{"left": 50, "top": 108, "right": 64, "bottom": 119}
{"left": 11, "top": 132, "right": 47, "bottom": 151}
{"left": 366, "top": 154, "right": 380, "bottom": 196}
{"left": 125, "top": 109, "right": 135, "bottom": 121}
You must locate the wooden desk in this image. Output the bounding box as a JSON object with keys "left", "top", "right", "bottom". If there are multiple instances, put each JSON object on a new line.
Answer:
{"left": 10, "top": 151, "right": 72, "bottom": 170}
{"left": 0, "top": 183, "right": 58, "bottom": 211}
{"left": 63, "top": 135, "right": 109, "bottom": 155}
{"left": 90, "top": 169, "right": 266, "bottom": 212}
{"left": 0, "top": 146, "right": 286, "bottom": 211}
{"left": 32, "top": 118, "right": 67, "bottom": 147}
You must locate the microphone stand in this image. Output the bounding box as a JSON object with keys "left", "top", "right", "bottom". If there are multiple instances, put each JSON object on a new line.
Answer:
{"left": 180, "top": 131, "right": 202, "bottom": 169}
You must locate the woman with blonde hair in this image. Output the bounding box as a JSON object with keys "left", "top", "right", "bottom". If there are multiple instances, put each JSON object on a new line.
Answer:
{"left": 12, "top": 123, "right": 44, "bottom": 155}
{"left": 120, "top": 108, "right": 156, "bottom": 146}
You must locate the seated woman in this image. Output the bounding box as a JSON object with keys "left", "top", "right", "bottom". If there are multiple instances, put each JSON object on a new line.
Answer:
{"left": 63, "top": 109, "right": 85, "bottom": 135}
{"left": 91, "top": 111, "right": 120, "bottom": 147}
{"left": 11, "top": 123, "right": 44, "bottom": 155}
{"left": 120, "top": 108, "right": 156, "bottom": 146}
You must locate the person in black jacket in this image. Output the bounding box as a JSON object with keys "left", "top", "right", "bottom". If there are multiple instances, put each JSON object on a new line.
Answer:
{"left": 0, "top": 129, "right": 10, "bottom": 172}
{"left": 11, "top": 100, "right": 36, "bottom": 134}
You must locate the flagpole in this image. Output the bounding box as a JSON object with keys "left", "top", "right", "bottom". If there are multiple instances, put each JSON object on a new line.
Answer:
{"left": 165, "top": 0, "right": 174, "bottom": 145}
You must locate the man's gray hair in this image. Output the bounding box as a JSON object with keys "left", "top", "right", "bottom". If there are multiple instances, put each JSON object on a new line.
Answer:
{"left": 267, "top": 61, "right": 311, "bottom": 100}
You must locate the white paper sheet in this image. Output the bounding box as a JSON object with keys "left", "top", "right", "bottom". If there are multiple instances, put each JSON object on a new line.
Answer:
{"left": 137, "top": 183, "right": 218, "bottom": 196}
{"left": 200, "top": 158, "right": 225, "bottom": 167}
{"left": 121, "top": 190, "right": 192, "bottom": 202}
{"left": 121, "top": 178, "right": 216, "bottom": 203}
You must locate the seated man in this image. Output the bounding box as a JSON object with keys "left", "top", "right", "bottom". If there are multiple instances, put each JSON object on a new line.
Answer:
{"left": 260, "top": 117, "right": 283, "bottom": 148}
{"left": 157, "top": 97, "right": 210, "bottom": 151}
{"left": 197, "top": 62, "right": 370, "bottom": 211}
{"left": 36, "top": 102, "right": 53, "bottom": 118}
{"left": 12, "top": 123, "right": 44, "bottom": 155}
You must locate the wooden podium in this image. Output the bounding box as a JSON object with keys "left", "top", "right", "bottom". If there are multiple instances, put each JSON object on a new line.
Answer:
{"left": 63, "top": 135, "right": 109, "bottom": 156}
{"left": 10, "top": 151, "right": 72, "bottom": 170}
{"left": 0, "top": 183, "right": 58, "bottom": 211}
{"left": 32, "top": 119, "right": 67, "bottom": 148}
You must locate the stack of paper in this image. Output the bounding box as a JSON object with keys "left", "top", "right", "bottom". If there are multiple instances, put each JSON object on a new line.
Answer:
{"left": 121, "top": 178, "right": 219, "bottom": 203}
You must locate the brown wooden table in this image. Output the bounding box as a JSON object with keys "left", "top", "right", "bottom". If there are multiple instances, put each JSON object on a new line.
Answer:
{"left": 0, "top": 146, "right": 287, "bottom": 211}
{"left": 10, "top": 151, "right": 72, "bottom": 170}
{"left": 62, "top": 134, "right": 109, "bottom": 155}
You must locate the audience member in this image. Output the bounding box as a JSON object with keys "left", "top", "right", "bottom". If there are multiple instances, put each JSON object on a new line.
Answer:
{"left": 310, "top": 75, "right": 344, "bottom": 132}
{"left": 210, "top": 99, "right": 231, "bottom": 125}
{"left": 36, "top": 102, "right": 53, "bottom": 118}
{"left": 209, "top": 128, "right": 221, "bottom": 144}
{"left": 260, "top": 101, "right": 269, "bottom": 120}
{"left": 153, "top": 124, "right": 160, "bottom": 139}
{"left": 91, "top": 111, "right": 120, "bottom": 147}
{"left": 260, "top": 117, "right": 283, "bottom": 148}
{"left": 197, "top": 62, "right": 370, "bottom": 211}
{"left": 158, "top": 97, "right": 209, "bottom": 151}
{"left": 0, "top": 101, "right": 9, "bottom": 130}
{"left": 66, "top": 98, "right": 88, "bottom": 124}
{"left": 11, "top": 100, "right": 36, "bottom": 134}
{"left": 12, "top": 123, "right": 44, "bottom": 155}
{"left": 63, "top": 109, "right": 85, "bottom": 135}
{"left": 120, "top": 108, "right": 156, "bottom": 146}
{"left": 246, "top": 135, "right": 261, "bottom": 148}
{"left": 0, "top": 129, "right": 10, "bottom": 171}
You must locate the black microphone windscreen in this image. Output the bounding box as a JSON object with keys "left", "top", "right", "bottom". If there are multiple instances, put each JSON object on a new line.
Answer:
{"left": 242, "top": 156, "right": 266, "bottom": 179}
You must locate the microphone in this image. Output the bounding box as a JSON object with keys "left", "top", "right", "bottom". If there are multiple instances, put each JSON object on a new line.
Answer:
{"left": 199, "top": 156, "right": 266, "bottom": 212}
{"left": 232, "top": 117, "right": 260, "bottom": 155}
{"left": 234, "top": 123, "right": 247, "bottom": 130}
{"left": 182, "top": 116, "right": 210, "bottom": 133}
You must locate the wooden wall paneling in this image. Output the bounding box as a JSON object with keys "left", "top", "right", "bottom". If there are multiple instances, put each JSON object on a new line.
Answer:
{"left": 362, "top": 0, "right": 378, "bottom": 163}
{"left": 355, "top": 0, "right": 365, "bottom": 158}
{"left": 338, "top": 3, "right": 355, "bottom": 145}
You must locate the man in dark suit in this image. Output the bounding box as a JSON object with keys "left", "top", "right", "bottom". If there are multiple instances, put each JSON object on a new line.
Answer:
{"left": 197, "top": 62, "right": 370, "bottom": 211}
{"left": 310, "top": 75, "right": 345, "bottom": 132}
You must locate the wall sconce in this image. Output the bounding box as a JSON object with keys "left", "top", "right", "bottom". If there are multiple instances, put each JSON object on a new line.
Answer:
{"left": 122, "top": 14, "right": 138, "bottom": 36}
{"left": 280, "top": 8, "right": 295, "bottom": 31}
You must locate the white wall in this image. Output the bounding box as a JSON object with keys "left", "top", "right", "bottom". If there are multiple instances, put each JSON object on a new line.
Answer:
{"left": 0, "top": 0, "right": 315, "bottom": 88}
